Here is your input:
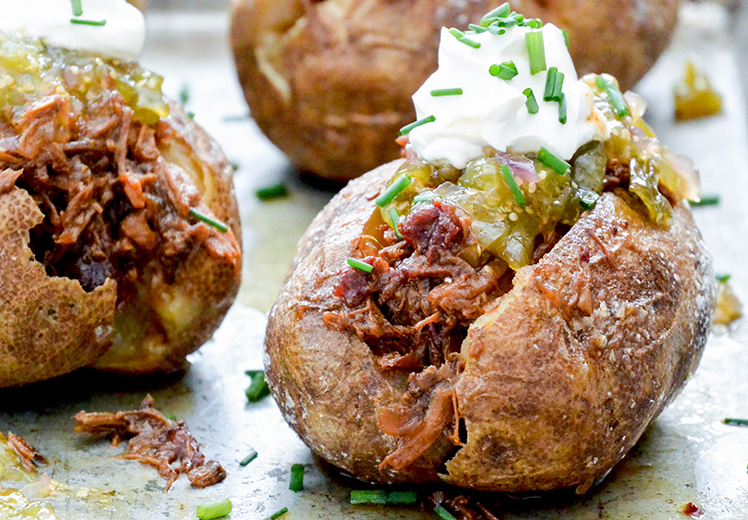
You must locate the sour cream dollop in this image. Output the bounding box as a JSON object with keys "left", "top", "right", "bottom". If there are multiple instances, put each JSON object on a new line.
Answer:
{"left": 0, "top": 0, "right": 145, "bottom": 61}
{"left": 408, "top": 23, "right": 606, "bottom": 169}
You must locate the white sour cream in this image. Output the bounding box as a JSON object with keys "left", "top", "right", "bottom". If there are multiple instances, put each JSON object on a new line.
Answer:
{"left": 0, "top": 0, "right": 145, "bottom": 61}
{"left": 408, "top": 23, "right": 607, "bottom": 168}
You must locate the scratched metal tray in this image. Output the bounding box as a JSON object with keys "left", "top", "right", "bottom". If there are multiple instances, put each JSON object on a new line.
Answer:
{"left": 1, "top": 3, "right": 748, "bottom": 519}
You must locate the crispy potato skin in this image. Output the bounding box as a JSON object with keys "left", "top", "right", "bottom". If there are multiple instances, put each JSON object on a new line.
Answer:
{"left": 265, "top": 160, "right": 716, "bottom": 491}
{"left": 230, "top": 0, "right": 678, "bottom": 181}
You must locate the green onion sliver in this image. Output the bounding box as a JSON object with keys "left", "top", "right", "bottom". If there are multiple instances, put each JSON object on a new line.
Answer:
{"left": 558, "top": 93, "right": 568, "bottom": 124}
{"left": 196, "top": 498, "right": 233, "bottom": 520}
{"left": 723, "top": 417, "right": 748, "bottom": 425}
{"left": 500, "top": 164, "right": 526, "bottom": 206}
{"left": 523, "top": 88, "right": 539, "bottom": 115}
{"left": 543, "top": 67, "right": 558, "bottom": 101}
{"left": 289, "top": 464, "right": 305, "bottom": 492}
{"left": 552, "top": 71, "right": 565, "bottom": 102}
{"left": 189, "top": 208, "right": 229, "bottom": 233}
{"left": 70, "top": 18, "right": 106, "bottom": 26}
{"left": 480, "top": 3, "right": 511, "bottom": 25}
{"left": 691, "top": 195, "right": 720, "bottom": 207}
{"left": 435, "top": 504, "right": 458, "bottom": 520}
{"left": 527, "top": 19, "right": 542, "bottom": 29}
{"left": 350, "top": 490, "right": 418, "bottom": 505}
{"left": 595, "top": 75, "right": 629, "bottom": 117}
{"left": 448, "top": 28, "right": 481, "bottom": 49}
{"left": 70, "top": 0, "right": 83, "bottom": 16}
{"left": 376, "top": 174, "right": 412, "bottom": 206}
{"left": 413, "top": 192, "right": 440, "bottom": 203}
{"left": 580, "top": 190, "right": 599, "bottom": 210}
{"left": 245, "top": 370, "right": 271, "bottom": 402}
{"left": 716, "top": 274, "right": 732, "bottom": 283}
{"left": 430, "top": 88, "right": 463, "bottom": 97}
{"left": 400, "top": 115, "right": 435, "bottom": 136}
{"left": 490, "top": 61, "right": 518, "bottom": 80}
{"left": 562, "top": 29, "right": 569, "bottom": 48}
{"left": 347, "top": 257, "right": 374, "bottom": 274}
{"left": 468, "top": 24, "right": 488, "bottom": 33}
{"left": 537, "top": 147, "right": 571, "bottom": 175}
{"left": 268, "top": 507, "right": 289, "bottom": 520}
{"left": 387, "top": 207, "right": 403, "bottom": 239}
{"left": 239, "top": 450, "right": 258, "bottom": 466}
{"left": 256, "top": 183, "right": 289, "bottom": 201}
{"left": 525, "top": 31, "right": 546, "bottom": 75}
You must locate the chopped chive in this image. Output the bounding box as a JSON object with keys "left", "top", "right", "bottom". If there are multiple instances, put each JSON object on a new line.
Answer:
{"left": 376, "top": 174, "right": 412, "bottom": 206}
{"left": 523, "top": 88, "right": 539, "bottom": 114}
{"left": 435, "top": 504, "right": 458, "bottom": 520}
{"left": 723, "top": 417, "right": 748, "bottom": 426}
{"left": 230, "top": 162, "right": 240, "bottom": 172}
{"left": 448, "top": 28, "right": 481, "bottom": 49}
{"left": 487, "top": 24, "right": 506, "bottom": 35}
{"left": 525, "top": 31, "right": 546, "bottom": 75}
{"left": 350, "top": 490, "right": 418, "bottom": 505}
{"left": 413, "top": 192, "right": 440, "bottom": 203}
{"left": 691, "top": 195, "right": 720, "bottom": 207}
{"left": 480, "top": 3, "right": 511, "bottom": 25}
{"left": 70, "top": 0, "right": 83, "bottom": 16}
{"left": 595, "top": 75, "right": 629, "bottom": 117}
{"left": 562, "top": 29, "right": 569, "bottom": 48}
{"left": 537, "top": 147, "right": 571, "bottom": 175}
{"left": 189, "top": 208, "right": 229, "bottom": 232}
{"left": 558, "top": 93, "right": 568, "bottom": 124}
{"left": 240, "top": 450, "right": 258, "bottom": 466}
{"left": 500, "top": 164, "right": 526, "bottom": 206}
{"left": 552, "top": 71, "right": 565, "bottom": 101}
{"left": 400, "top": 115, "right": 435, "bottom": 135}
{"left": 187, "top": 111, "right": 196, "bottom": 120}
{"left": 256, "top": 183, "right": 289, "bottom": 201}
{"left": 347, "top": 257, "right": 374, "bottom": 274}
{"left": 468, "top": 24, "right": 488, "bottom": 33}
{"left": 430, "top": 88, "right": 463, "bottom": 97}
{"left": 179, "top": 84, "right": 190, "bottom": 105}
{"left": 289, "top": 464, "right": 305, "bottom": 492}
{"left": 268, "top": 507, "right": 289, "bottom": 520}
{"left": 489, "top": 61, "right": 518, "bottom": 80}
{"left": 543, "top": 67, "right": 558, "bottom": 101}
{"left": 70, "top": 18, "right": 107, "bottom": 26}
{"left": 196, "top": 498, "right": 232, "bottom": 520}
{"left": 527, "top": 19, "right": 542, "bottom": 29}
{"left": 580, "top": 190, "right": 599, "bottom": 210}
{"left": 716, "top": 274, "right": 731, "bottom": 283}
{"left": 387, "top": 207, "right": 403, "bottom": 239}
{"left": 245, "top": 370, "right": 271, "bottom": 402}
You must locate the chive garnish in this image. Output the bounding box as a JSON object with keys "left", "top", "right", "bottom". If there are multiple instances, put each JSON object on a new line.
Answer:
{"left": 468, "top": 24, "right": 488, "bottom": 33}
{"left": 543, "top": 67, "right": 558, "bottom": 101}
{"left": 523, "top": 88, "right": 539, "bottom": 114}
{"left": 400, "top": 115, "right": 435, "bottom": 135}
{"left": 289, "top": 464, "right": 305, "bottom": 492}
{"left": 387, "top": 207, "right": 403, "bottom": 239}
{"left": 580, "top": 190, "right": 599, "bottom": 210}
{"left": 179, "top": 84, "right": 190, "bottom": 105}
{"left": 525, "top": 31, "right": 546, "bottom": 75}
{"left": 558, "top": 93, "right": 568, "bottom": 124}
{"left": 691, "top": 195, "right": 720, "bottom": 207}
{"left": 430, "top": 88, "right": 463, "bottom": 97}
{"left": 527, "top": 19, "right": 542, "bottom": 29}
{"left": 552, "top": 71, "right": 565, "bottom": 101}
{"left": 376, "top": 174, "right": 412, "bottom": 206}
{"left": 435, "top": 505, "right": 458, "bottom": 520}
{"left": 256, "top": 183, "right": 289, "bottom": 201}
{"left": 196, "top": 499, "right": 233, "bottom": 520}
{"left": 500, "top": 164, "right": 526, "bottom": 206}
{"left": 448, "top": 28, "right": 481, "bottom": 49}
{"left": 480, "top": 3, "right": 511, "bottom": 25}
{"left": 245, "top": 370, "right": 271, "bottom": 402}
{"left": 70, "top": 18, "right": 107, "bottom": 26}
{"left": 240, "top": 450, "right": 258, "bottom": 466}
{"left": 413, "top": 192, "right": 440, "bottom": 203}
{"left": 70, "top": 0, "right": 83, "bottom": 16}
{"left": 489, "top": 61, "right": 518, "bottom": 80}
{"left": 268, "top": 507, "right": 289, "bottom": 520}
{"left": 350, "top": 490, "right": 418, "bottom": 505}
{"left": 537, "top": 147, "right": 571, "bottom": 175}
{"left": 347, "top": 258, "right": 374, "bottom": 274}
{"left": 562, "top": 29, "right": 570, "bottom": 48}
{"left": 595, "top": 75, "right": 629, "bottom": 117}
{"left": 723, "top": 418, "right": 748, "bottom": 426}
{"left": 716, "top": 274, "right": 731, "bottom": 283}
{"left": 189, "top": 208, "right": 229, "bottom": 233}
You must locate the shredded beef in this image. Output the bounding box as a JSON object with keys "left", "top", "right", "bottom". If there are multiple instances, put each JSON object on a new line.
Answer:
{"left": 74, "top": 396, "right": 226, "bottom": 492}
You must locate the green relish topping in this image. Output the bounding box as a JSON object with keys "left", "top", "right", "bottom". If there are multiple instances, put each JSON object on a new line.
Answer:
{"left": 0, "top": 31, "right": 168, "bottom": 126}
{"left": 379, "top": 74, "right": 698, "bottom": 271}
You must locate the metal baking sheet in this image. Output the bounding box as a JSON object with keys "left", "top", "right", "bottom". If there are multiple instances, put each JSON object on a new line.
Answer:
{"left": 1, "top": 3, "right": 748, "bottom": 519}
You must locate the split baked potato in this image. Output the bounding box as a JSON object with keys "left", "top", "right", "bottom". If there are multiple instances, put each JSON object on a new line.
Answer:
{"left": 265, "top": 76, "right": 715, "bottom": 492}
{"left": 230, "top": 0, "right": 679, "bottom": 181}
{"left": 0, "top": 32, "right": 241, "bottom": 387}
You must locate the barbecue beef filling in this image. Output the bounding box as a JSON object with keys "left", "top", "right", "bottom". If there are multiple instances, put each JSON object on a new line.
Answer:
{"left": 325, "top": 164, "right": 641, "bottom": 471}
{"left": 0, "top": 89, "right": 238, "bottom": 306}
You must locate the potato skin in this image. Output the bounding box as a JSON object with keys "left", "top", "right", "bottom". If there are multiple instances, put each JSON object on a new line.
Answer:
{"left": 230, "top": 0, "right": 678, "bottom": 182}
{"left": 265, "top": 160, "right": 715, "bottom": 491}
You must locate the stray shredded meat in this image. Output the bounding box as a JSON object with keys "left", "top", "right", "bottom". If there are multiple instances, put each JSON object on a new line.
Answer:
{"left": 73, "top": 396, "right": 226, "bottom": 492}
{"left": 7, "top": 432, "right": 47, "bottom": 472}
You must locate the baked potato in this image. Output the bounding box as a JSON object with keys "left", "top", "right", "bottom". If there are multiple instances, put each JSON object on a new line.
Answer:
{"left": 265, "top": 73, "right": 715, "bottom": 492}
{"left": 230, "top": 0, "right": 679, "bottom": 182}
{"left": 0, "top": 31, "right": 241, "bottom": 387}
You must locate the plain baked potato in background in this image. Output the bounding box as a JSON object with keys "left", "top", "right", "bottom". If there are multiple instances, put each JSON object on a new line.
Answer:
{"left": 230, "top": 0, "right": 679, "bottom": 182}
